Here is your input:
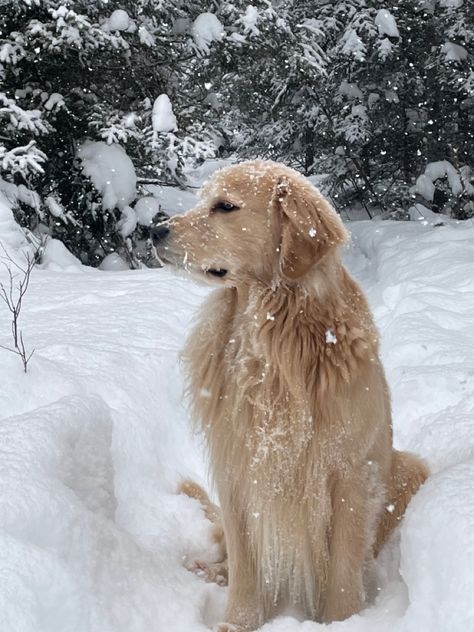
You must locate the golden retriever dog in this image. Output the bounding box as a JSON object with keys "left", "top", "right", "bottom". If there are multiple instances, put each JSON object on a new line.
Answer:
{"left": 153, "top": 161, "right": 428, "bottom": 631}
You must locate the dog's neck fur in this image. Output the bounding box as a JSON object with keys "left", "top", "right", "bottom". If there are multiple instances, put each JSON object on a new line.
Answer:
{"left": 183, "top": 250, "right": 379, "bottom": 454}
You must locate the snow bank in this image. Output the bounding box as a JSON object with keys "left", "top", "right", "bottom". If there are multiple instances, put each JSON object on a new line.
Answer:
{"left": 191, "top": 13, "right": 225, "bottom": 54}
{"left": 399, "top": 463, "right": 474, "bottom": 631}
{"left": 40, "top": 238, "right": 82, "bottom": 271}
{"left": 0, "top": 261, "right": 221, "bottom": 631}
{"left": 77, "top": 141, "right": 137, "bottom": 210}
{"left": 408, "top": 203, "right": 449, "bottom": 225}
{"left": 1, "top": 206, "right": 474, "bottom": 631}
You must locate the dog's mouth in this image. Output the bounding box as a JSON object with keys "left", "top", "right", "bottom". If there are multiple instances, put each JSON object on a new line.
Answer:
{"left": 207, "top": 268, "right": 228, "bottom": 278}
{"left": 151, "top": 245, "right": 229, "bottom": 281}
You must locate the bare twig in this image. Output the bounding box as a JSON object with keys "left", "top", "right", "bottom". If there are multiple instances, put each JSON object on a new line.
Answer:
{"left": 0, "top": 243, "right": 37, "bottom": 373}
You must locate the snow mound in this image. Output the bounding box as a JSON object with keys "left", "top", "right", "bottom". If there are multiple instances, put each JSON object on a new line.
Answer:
{"left": 99, "top": 252, "right": 130, "bottom": 271}
{"left": 0, "top": 264, "right": 222, "bottom": 631}
{"left": 400, "top": 462, "right": 474, "bottom": 631}
{"left": 40, "top": 238, "right": 82, "bottom": 271}
{"left": 1, "top": 209, "right": 474, "bottom": 631}
{"left": 77, "top": 141, "right": 137, "bottom": 210}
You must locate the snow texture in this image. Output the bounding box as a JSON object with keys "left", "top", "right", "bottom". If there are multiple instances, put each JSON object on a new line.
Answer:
{"left": 152, "top": 94, "right": 178, "bottom": 133}
{"left": 441, "top": 42, "right": 468, "bottom": 62}
{"left": 43, "top": 93, "right": 64, "bottom": 111}
{"left": 102, "top": 9, "right": 131, "bottom": 32}
{"left": 134, "top": 196, "right": 161, "bottom": 226}
{"left": 99, "top": 252, "right": 130, "bottom": 271}
{"left": 375, "top": 10, "right": 400, "bottom": 38}
{"left": 1, "top": 200, "right": 474, "bottom": 631}
{"left": 116, "top": 205, "right": 137, "bottom": 239}
{"left": 0, "top": 189, "right": 30, "bottom": 260}
{"left": 45, "top": 196, "right": 64, "bottom": 218}
{"left": 40, "top": 238, "right": 82, "bottom": 271}
{"left": 238, "top": 6, "right": 260, "bottom": 35}
{"left": 191, "top": 13, "right": 225, "bottom": 54}
{"left": 341, "top": 29, "right": 366, "bottom": 61}
{"left": 77, "top": 141, "right": 137, "bottom": 211}
{"left": 138, "top": 26, "right": 156, "bottom": 47}
{"left": 339, "top": 80, "right": 363, "bottom": 100}
{"left": 325, "top": 330, "right": 337, "bottom": 345}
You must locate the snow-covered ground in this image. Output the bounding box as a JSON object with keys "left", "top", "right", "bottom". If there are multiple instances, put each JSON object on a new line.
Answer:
{"left": 1, "top": 206, "right": 474, "bottom": 631}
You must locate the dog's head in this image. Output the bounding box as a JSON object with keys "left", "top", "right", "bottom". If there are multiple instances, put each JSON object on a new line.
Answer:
{"left": 152, "top": 160, "right": 348, "bottom": 286}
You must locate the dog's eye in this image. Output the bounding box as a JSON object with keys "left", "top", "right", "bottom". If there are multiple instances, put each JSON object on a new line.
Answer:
{"left": 212, "top": 201, "right": 239, "bottom": 213}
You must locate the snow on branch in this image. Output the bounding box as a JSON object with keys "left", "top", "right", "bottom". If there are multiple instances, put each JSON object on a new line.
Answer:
{"left": 0, "top": 140, "right": 47, "bottom": 177}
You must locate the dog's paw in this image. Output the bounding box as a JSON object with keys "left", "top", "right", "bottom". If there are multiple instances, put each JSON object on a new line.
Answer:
{"left": 215, "top": 623, "right": 240, "bottom": 632}
{"left": 185, "top": 559, "right": 228, "bottom": 586}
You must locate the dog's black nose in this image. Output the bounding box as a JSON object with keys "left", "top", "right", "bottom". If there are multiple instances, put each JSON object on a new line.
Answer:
{"left": 151, "top": 223, "right": 170, "bottom": 243}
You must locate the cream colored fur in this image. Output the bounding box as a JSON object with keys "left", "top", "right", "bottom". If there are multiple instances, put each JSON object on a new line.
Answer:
{"left": 158, "top": 161, "right": 428, "bottom": 631}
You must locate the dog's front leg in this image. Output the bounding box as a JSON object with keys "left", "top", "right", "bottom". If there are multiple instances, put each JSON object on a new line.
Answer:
{"left": 322, "top": 472, "right": 377, "bottom": 622}
{"left": 217, "top": 512, "right": 260, "bottom": 632}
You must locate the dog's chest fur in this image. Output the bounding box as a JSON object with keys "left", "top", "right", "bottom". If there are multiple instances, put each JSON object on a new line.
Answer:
{"left": 183, "top": 279, "right": 378, "bottom": 615}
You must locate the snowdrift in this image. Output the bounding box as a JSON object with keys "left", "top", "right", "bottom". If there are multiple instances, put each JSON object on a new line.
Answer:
{"left": 0, "top": 215, "right": 473, "bottom": 631}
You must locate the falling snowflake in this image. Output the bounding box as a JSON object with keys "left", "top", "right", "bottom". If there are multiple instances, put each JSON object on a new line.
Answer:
{"left": 325, "top": 330, "right": 337, "bottom": 344}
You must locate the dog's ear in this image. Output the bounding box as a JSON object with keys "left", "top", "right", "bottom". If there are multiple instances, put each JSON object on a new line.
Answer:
{"left": 275, "top": 175, "right": 348, "bottom": 281}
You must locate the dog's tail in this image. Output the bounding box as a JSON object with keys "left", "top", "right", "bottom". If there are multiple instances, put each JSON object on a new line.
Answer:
{"left": 178, "top": 479, "right": 226, "bottom": 555}
{"left": 375, "top": 450, "right": 429, "bottom": 554}
{"left": 178, "top": 479, "right": 220, "bottom": 523}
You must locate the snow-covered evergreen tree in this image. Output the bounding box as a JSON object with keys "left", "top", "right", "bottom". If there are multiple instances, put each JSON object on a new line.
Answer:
{"left": 201, "top": 0, "right": 473, "bottom": 218}
{"left": 1, "top": 0, "right": 472, "bottom": 267}
{"left": 0, "top": 0, "right": 219, "bottom": 265}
